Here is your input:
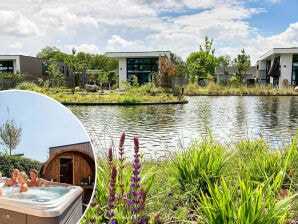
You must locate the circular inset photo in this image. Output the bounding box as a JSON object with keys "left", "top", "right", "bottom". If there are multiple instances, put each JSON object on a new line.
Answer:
{"left": 0, "top": 90, "right": 96, "bottom": 224}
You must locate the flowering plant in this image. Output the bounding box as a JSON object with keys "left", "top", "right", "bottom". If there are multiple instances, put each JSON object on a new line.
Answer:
{"left": 106, "top": 133, "right": 148, "bottom": 223}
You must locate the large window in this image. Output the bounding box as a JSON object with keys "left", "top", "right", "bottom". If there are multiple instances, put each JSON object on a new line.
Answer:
{"left": 127, "top": 58, "right": 158, "bottom": 84}
{"left": 0, "top": 61, "right": 13, "bottom": 73}
{"left": 292, "top": 55, "right": 298, "bottom": 85}
{"left": 42, "top": 62, "right": 49, "bottom": 76}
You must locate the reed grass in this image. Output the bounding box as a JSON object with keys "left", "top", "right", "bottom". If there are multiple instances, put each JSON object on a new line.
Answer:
{"left": 170, "top": 135, "right": 229, "bottom": 195}
{"left": 196, "top": 173, "right": 295, "bottom": 224}
{"left": 184, "top": 82, "right": 298, "bottom": 96}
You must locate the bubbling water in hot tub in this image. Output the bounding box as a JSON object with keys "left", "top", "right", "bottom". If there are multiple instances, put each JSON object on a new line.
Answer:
{"left": 0, "top": 178, "right": 82, "bottom": 224}
{"left": 1, "top": 186, "right": 71, "bottom": 202}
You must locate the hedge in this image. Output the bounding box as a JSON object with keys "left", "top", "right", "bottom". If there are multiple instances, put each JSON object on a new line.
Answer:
{"left": 0, "top": 153, "right": 42, "bottom": 177}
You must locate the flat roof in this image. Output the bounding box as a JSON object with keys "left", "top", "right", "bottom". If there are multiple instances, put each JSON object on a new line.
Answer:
{"left": 106, "top": 51, "right": 172, "bottom": 58}
{"left": 259, "top": 47, "right": 298, "bottom": 61}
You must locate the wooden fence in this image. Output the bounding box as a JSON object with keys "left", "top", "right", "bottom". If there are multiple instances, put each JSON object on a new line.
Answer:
{"left": 0, "top": 79, "right": 17, "bottom": 90}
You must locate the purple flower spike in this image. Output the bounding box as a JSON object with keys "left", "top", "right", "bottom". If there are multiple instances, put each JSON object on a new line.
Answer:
{"left": 119, "top": 132, "right": 125, "bottom": 148}
{"left": 106, "top": 165, "right": 117, "bottom": 223}
{"left": 134, "top": 135, "right": 139, "bottom": 150}
{"left": 118, "top": 132, "right": 126, "bottom": 197}
{"left": 128, "top": 135, "right": 147, "bottom": 223}
{"left": 108, "top": 146, "right": 113, "bottom": 168}
{"left": 133, "top": 170, "right": 140, "bottom": 175}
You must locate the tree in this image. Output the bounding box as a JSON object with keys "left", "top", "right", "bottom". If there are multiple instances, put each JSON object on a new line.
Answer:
{"left": 36, "top": 46, "right": 61, "bottom": 60}
{"left": 154, "top": 56, "right": 177, "bottom": 87}
{"left": 186, "top": 36, "right": 218, "bottom": 83}
{"left": 46, "top": 63, "right": 65, "bottom": 87}
{"left": 64, "top": 54, "right": 84, "bottom": 87}
{"left": 36, "top": 46, "right": 120, "bottom": 87}
{"left": 233, "top": 49, "right": 251, "bottom": 82}
{"left": 0, "top": 117, "right": 22, "bottom": 155}
{"left": 89, "top": 54, "right": 118, "bottom": 72}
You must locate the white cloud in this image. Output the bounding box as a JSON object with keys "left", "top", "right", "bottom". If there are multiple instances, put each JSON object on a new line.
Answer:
{"left": 9, "top": 42, "right": 23, "bottom": 49}
{"left": 267, "top": 0, "right": 281, "bottom": 3}
{"left": 0, "top": 0, "right": 296, "bottom": 66}
{"left": 275, "top": 23, "right": 298, "bottom": 43}
{"left": 106, "top": 35, "right": 149, "bottom": 52}
{"left": 0, "top": 10, "right": 39, "bottom": 36}
{"left": 247, "top": 22, "right": 298, "bottom": 60}
{"left": 35, "top": 7, "right": 98, "bottom": 35}
{"left": 66, "top": 44, "right": 101, "bottom": 55}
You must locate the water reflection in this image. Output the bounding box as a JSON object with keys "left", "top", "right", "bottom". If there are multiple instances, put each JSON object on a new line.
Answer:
{"left": 255, "top": 96, "right": 298, "bottom": 144}
{"left": 68, "top": 96, "right": 298, "bottom": 159}
{"left": 289, "top": 96, "right": 298, "bottom": 125}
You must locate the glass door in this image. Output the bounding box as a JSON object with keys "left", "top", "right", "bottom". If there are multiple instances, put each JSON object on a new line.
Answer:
{"left": 292, "top": 55, "right": 298, "bottom": 85}
{"left": 60, "top": 158, "right": 73, "bottom": 184}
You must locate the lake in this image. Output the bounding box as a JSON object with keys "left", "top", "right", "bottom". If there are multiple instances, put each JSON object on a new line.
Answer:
{"left": 68, "top": 96, "right": 298, "bottom": 159}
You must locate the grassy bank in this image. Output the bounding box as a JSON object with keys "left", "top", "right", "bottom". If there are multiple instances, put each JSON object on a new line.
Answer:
{"left": 13, "top": 81, "right": 298, "bottom": 105}
{"left": 184, "top": 82, "right": 298, "bottom": 96}
{"left": 81, "top": 133, "right": 298, "bottom": 223}
{"left": 14, "top": 82, "right": 185, "bottom": 104}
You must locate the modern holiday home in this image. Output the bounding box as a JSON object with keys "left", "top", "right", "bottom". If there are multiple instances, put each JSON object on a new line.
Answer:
{"left": 106, "top": 51, "right": 183, "bottom": 86}
{"left": 256, "top": 48, "right": 298, "bottom": 87}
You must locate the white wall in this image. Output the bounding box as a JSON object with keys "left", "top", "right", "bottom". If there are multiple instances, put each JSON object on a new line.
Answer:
{"left": 258, "top": 60, "right": 267, "bottom": 71}
{"left": 0, "top": 55, "right": 20, "bottom": 73}
{"left": 118, "top": 58, "right": 127, "bottom": 89}
{"left": 14, "top": 57, "right": 20, "bottom": 73}
{"left": 280, "top": 54, "right": 292, "bottom": 87}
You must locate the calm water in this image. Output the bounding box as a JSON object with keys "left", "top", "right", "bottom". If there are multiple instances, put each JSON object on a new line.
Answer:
{"left": 68, "top": 96, "right": 298, "bottom": 159}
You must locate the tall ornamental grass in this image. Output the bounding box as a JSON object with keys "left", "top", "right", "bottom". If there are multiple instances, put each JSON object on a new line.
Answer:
{"left": 196, "top": 172, "right": 296, "bottom": 224}
{"left": 171, "top": 135, "right": 229, "bottom": 196}
{"left": 234, "top": 138, "right": 284, "bottom": 185}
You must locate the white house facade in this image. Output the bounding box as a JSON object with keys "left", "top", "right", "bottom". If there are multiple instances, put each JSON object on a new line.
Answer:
{"left": 257, "top": 48, "right": 298, "bottom": 87}
{"left": 0, "top": 55, "right": 22, "bottom": 74}
{"left": 106, "top": 51, "right": 182, "bottom": 86}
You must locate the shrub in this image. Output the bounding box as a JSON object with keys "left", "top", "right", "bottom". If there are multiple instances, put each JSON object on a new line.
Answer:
{"left": 0, "top": 153, "right": 41, "bottom": 177}
{"left": 15, "top": 82, "right": 41, "bottom": 91}
{"left": 0, "top": 72, "right": 25, "bottom": 83}
{"left": 118, "top": 95, "right": 142, "bottom": 104}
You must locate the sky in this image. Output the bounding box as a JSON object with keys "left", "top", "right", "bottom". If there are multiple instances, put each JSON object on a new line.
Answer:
{"left": 0, "top": 90, "right": 90, "bottom": 162}
{"left": 0, "top": 0, "right": 298, "bottom": 64}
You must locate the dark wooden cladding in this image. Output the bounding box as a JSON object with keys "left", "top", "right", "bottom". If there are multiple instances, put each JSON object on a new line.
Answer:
{"left": 49, "top": 141, "right": 94, "bottom": 159}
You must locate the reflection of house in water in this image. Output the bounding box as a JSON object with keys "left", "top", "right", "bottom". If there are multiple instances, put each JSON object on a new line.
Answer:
{"left": 41, "top": 141, "right": 95, "bottom": 204}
